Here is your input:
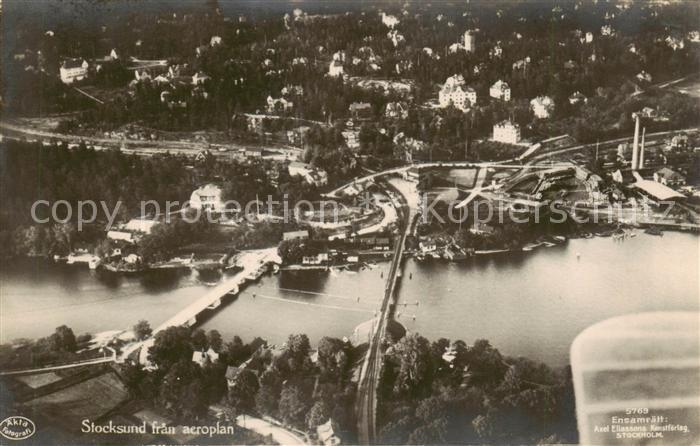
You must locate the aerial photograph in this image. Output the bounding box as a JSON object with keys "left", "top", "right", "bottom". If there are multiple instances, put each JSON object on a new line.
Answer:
{"left": 0, "top": 0, "right": 698, "bottom": 445}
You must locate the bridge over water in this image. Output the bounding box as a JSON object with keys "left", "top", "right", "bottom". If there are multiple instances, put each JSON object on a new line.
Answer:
{"left": 355, "top": 178, "right": 418, "bottom": 445}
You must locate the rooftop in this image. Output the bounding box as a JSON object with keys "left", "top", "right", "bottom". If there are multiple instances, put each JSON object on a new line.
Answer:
{"left": 634, "top": 180, "right": 684, "bottom": 200}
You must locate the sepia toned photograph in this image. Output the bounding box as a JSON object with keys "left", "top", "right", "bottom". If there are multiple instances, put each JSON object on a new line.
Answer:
{"left": 0, "top": 1, "right": 698, "bottom": 445}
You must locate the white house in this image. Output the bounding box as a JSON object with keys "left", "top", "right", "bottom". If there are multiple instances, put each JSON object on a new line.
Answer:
{"left": 266, "top": 96, "right": 293, "bottom": 113}
{"left": 569, "top": 91, "right": 587, "bottom": 105}
{"left": 106, "top": 217, "right": 160, "bottom": 243}
{"left": 585, "top": 32, "right": 594, "bottom": 43}
{"left": 288, "top": 162, "right": 328, "bottom": 186}
{"left": 192, "top": 348, "right": 219, "bottom": 367}
{"left": 387, "top": 29, "right": 405, "bottom": 47}
{"left": 489, "top": 80, "right": 511, "bottom": 101}
{"left": 636, "top": 71, "right": 652, "bottom": 83}
{"left": 380, "top": 12, "right": 399, "bottom": 28}
{"left": 530, "top": 96, "right": 554, "bottom": 119}
{"left": 190, "top": 184, "right": 227, "bottom": 212}
{"left": 515, "top": 55, "right": 532, "bottom": 68}
{"left": 653, "top": 168, "right": 686, "bottom": 187}
{"left": 283, "top": 230, "right": 309, "bottom": 241}
{"left": 192, "top": 72, "right": 210, "bottom": 85}
{"left": 463, "top": 30, "right": 475, "bottom": 52}
{"left": 328, "top": 60, "right": 344, "bottom": 77}
{"left": 342, "top": 130, "right": 360, "bottom": 150}
{"left": 210, "top": 35, "right": 223, "bottom": 46}
{"left": 59, "top": 58, "right": 89, "bottom": 84}
{"left": 439, "top": 74, "right": 476, "bottom": 111}
{"left": 448, "top": 43, "right": 464, "bottom": 54}
{"left": 493, "top": 121, "right": 521, "bottom": 144}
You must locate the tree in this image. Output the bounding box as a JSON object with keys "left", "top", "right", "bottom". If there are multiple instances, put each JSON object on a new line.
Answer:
{"left": 122, "top": 362, "right": 148, "bottom": 398}
{"left": 159, "top": 359, "right": 208, "bottom": 420}
{"left": 50, "top": 325, "right": 77, "bottom": 352}
{"left": 407, "top": 418, "right": 448, "bottom": 444}
{"left": 228, "top": 369, "right": 260, "bottom": 412}
{"left": 306, "top": 400, "right": 330, "bottom": 430}
{"left": 466, "top": 339, "right": 508, "bottom": 387}
{"left": 472, "top": 413, "right": 495, "bottom": 440}
{"left": 207, "top": 330, "right": 223, "bottom": 352}
{"left": 285, "top": 333, "right": 311, "bottom": 373}
{"left": 389, "top": 334, "right": 434, "bottom": 397}
{"left": 286, "top": 334, "right": 311, "bottom": 358}
{"left": 278, "top": 385, "right": 311, "bottom": 428}
{"left": 223, "top": 336, "right": 252, "bottom": 366}
{"left": 277, "top": 238, "right": 304, "bottom": 264}
{"left": 133, "top": 320, "right": 152, "bottom": 341}
{"left": 255, "top": 382, "right": 280, "bottom": 416}
{"left": 191, "top": 329, "right": 208, "bottom": 351}
{"left": 148, "top": 326, "right": 193, "bottom": 369}
{"left": 317, "top": 337, "right": 348, "bottom": 380}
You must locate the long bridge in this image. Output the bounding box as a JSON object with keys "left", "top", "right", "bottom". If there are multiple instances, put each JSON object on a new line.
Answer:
{"left": 356, "top": 179, "right": 417, "bottom": 445}
{"left": 121, "top": 248, "right": 281, "bottom": 363}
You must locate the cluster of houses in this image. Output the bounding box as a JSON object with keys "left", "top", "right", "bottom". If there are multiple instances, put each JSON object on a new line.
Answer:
{"left": 58, "top": 48, "right": 119, "bottom": 84}
{"left": 285, "top": 229, "right": 392, "bottom": 266}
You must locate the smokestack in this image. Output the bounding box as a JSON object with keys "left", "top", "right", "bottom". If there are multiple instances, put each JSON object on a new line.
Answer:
{"left": 631, "top": 114, "right": 640, "bottom": 170}
{"left": 639, "top": 127, "right": 646, "bottom": 169}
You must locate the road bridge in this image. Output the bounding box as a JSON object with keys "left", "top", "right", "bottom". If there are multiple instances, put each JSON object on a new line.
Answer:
{"left": 118, "top": 249, "right": 280, "bottom": 363}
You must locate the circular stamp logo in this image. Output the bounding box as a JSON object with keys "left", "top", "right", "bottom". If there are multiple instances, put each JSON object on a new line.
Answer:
{"left": 0, "top": 416, "right": 36, "bottom": 441}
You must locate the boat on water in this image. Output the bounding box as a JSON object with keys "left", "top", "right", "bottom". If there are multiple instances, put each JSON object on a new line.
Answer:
{"left": 88, "top": 257, "right": 102, "bottom": 270}
{"left": 522, "top": 242, "right": 541, "bottom": 252}
{"left": 552, "top": 235, "right": 566, "bottom": 242}
{"left": 474, "top": 248, "right": 510, "bottom": 255}
{"left": 644, "top": 227, "right": 664, "bottom": 236}
{"left": 444, "top": 246, "right": 468, "bottom": 261}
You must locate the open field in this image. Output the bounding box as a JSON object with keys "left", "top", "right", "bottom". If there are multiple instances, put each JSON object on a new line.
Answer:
{"left": 22, "top": 371, "right": 128, "bottom": 427}
{"left": 15, "top": 372, "right": 63, "bottom": 389}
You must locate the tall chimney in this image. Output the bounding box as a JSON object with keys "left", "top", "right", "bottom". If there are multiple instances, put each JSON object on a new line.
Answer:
{"left": 631, "top": 114, "right": 640, "bottom": 170}
{"left": 639, "top": 127, "right": 646, "bottom": 169}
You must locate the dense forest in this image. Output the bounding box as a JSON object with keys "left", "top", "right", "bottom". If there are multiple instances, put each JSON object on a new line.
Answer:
{"left": 3, "top": 0, "right": 699, "bottom": 163}
{"left": 118, "top": 327, "right": 576, "bottom": 444}
{"left": 121, "top": 327, "right": 360, "bottom": 439}
{"left": 0, "top": 140, "right": 317, "bottom": 258}
{"left": 378, "top": 335, "right": 577, "bottom": 444}
{"left": 0, "top": 323, "right": 578, "bottom": 444}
